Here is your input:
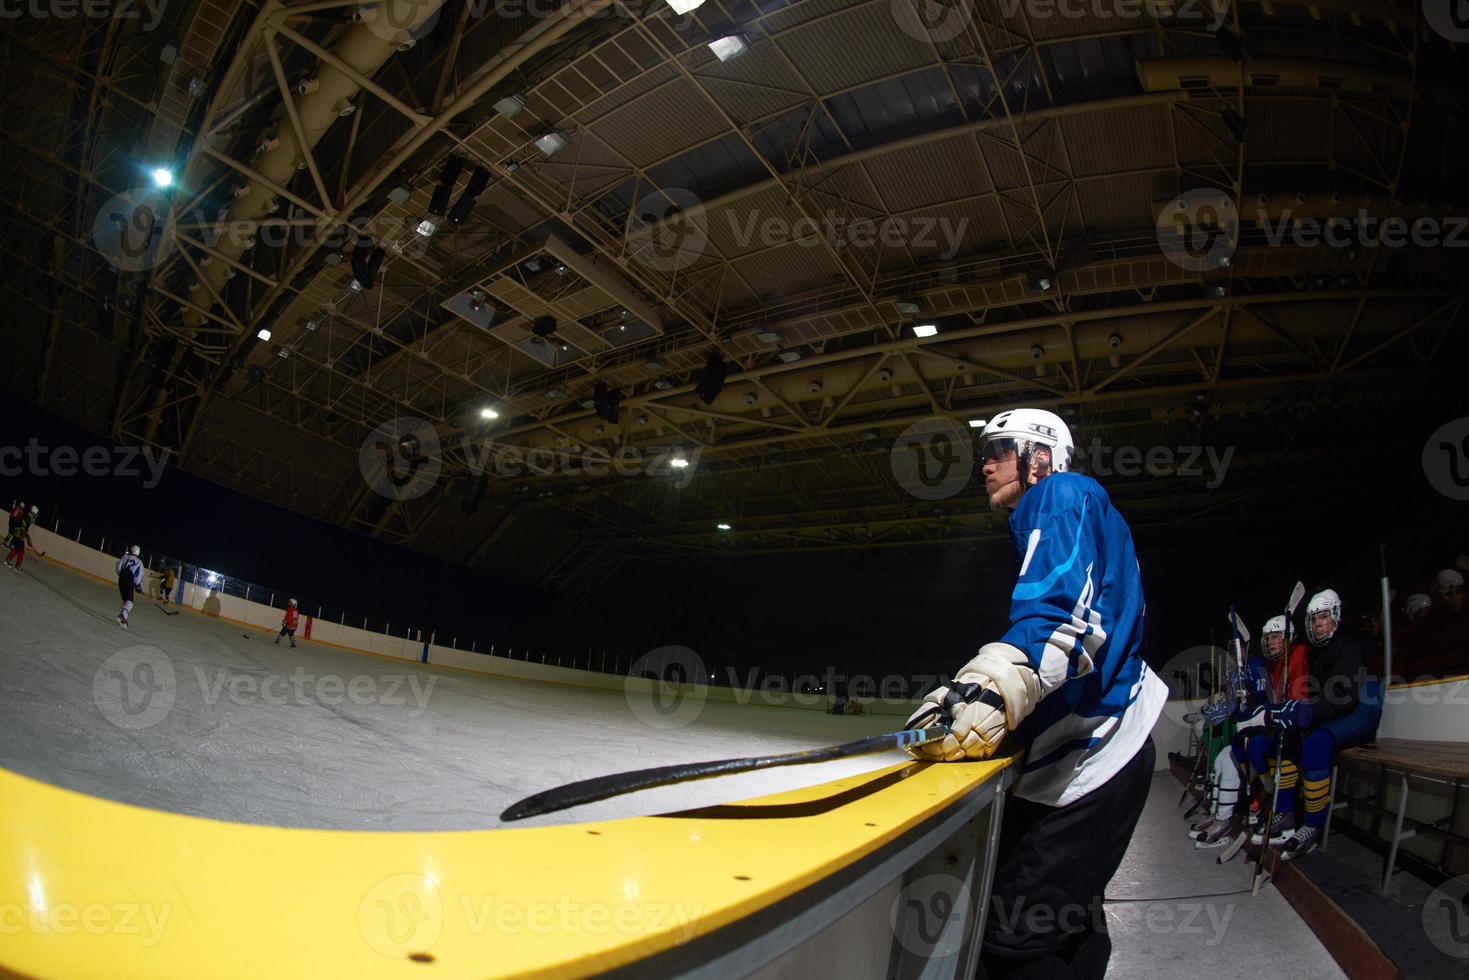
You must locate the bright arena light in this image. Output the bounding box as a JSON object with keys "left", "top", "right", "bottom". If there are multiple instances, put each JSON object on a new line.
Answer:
{"left": 665, "top": 0, "right": 705, "bottom": 12}
{"left": 913, "top": 323, "right": 938, "bottom": 338}
{"left": 707, "top": 34, "right": 749, "bottom": 62}
{"left": 256, "top": 328, "right": 272, "bottom": 341}
{"left": 479, "top": 407, "right": 499, "bottom": 420}
{"left": 151, "top": 167, "right": 174, "bottom": 188}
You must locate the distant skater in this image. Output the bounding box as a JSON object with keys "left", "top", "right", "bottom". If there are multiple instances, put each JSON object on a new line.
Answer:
{"left": 5, "top": 503, "right": 39, "bottom": 571}
{"left": 116, "top": 545, "right": 143, "bottom": 629}
{"left": 274, "top": 598, "right": 300, "bottom": 648}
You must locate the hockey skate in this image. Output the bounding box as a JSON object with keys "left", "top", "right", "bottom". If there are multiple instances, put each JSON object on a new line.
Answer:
{"left": 1279, "top": 825, "right": 1320, "bottom": 862}
{"left": 1249, "top": 812, "right": 1295, "bottom": 845}
{"left": 1195, "top": 815, "right": 1241, "bottom": 849}
{"left": 1189, "top": 816, "right": 1224, "bottom": 840}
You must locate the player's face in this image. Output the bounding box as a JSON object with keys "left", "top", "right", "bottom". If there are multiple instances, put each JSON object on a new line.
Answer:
{"left": 1445, "top": 585, "right": 1466, "bottom": 614}
{"left": 981, "top": 441, "right": 1021, "bottom": 511}
{"left": 1265, "top": 631, "right": 1284, "bottom": 658}
{"left": 1309, "top": 609, "right": 1336, "bottom": 643}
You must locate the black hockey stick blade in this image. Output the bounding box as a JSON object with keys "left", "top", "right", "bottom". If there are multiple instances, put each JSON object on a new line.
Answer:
{"left": 500, "top": 724, "right": 951, "bottom": 821}
{"left": 153, "top": 603, "right": 180, "bottom": 617}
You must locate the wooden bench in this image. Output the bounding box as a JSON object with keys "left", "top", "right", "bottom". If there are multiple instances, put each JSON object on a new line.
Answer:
{"left": 1331, "top": 739, "right": 1469, "bottom": 893}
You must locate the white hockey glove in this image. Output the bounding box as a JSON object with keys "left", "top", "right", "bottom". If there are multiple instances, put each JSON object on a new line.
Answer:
{"left": 904, "top": 642, "right": 1041, "bottom": 762}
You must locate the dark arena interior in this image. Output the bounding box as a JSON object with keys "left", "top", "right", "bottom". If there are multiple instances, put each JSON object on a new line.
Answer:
{"left": 1, "top": 0, "right": 1468, "bottom": 977}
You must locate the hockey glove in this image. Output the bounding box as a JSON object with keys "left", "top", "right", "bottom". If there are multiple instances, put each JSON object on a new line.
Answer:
{"left": 1236, "top": 705, "right": 1270, "bottom": 737}
{"left": 905, "top": 642, "right": 1040, "bottom": 762}
{"left": 1237, "top": 699, "right": 1313, "bottom": 736}
{"left": 1201, "top": 693, "right": 1231, "bottom": 729}
{"left": 1271, "top": 699, "right": 1313, "bottom": 730}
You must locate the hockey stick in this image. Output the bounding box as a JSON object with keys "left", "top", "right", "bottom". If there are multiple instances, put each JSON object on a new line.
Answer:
{"left": 1250, "top": 580, "right": 1306, "bottom": 895}
{"left": 501, "top": 724, "right": 951, "bottom": 821}
{"left": 153, "top": 602, "right": 180, "bottom": 617}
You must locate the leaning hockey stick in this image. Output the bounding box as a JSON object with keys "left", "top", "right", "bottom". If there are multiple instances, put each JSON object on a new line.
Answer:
{"left": 501, "top": 724, "right": 950, "bottom": 821}
{"left": 1250, "top": 580, "right": 1306, "bottom": 895}
{"left": 153, "top": 602, "right": 180, "bottom": 617}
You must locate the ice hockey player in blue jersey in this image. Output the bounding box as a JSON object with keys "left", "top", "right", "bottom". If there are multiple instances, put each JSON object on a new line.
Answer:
{"left": 904, "top": 406, "right": 1166, "bottom": 979}
{"left": 116, "top": 545, "right": 144, "bottom": 629}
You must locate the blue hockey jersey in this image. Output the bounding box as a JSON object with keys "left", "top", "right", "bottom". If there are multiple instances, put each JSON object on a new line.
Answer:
{"left": 999, "top": 472, "right": 1167, "bottom": 805}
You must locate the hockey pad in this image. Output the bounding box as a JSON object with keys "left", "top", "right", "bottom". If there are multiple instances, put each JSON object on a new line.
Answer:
{"left": 953, "top": 642, "right": 1041, "bottom": 730}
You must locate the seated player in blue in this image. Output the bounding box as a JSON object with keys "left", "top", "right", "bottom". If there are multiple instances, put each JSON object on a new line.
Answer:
{"left": 1238, "top": 588, "right": 1383, "bottom": 860}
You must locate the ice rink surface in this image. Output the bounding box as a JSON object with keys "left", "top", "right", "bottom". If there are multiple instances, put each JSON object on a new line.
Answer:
{"left": 0, "top": 556, "right": 903, "bottom": 830}
{"left": 0, "top": 555, "right": 1348, "bottom": 978}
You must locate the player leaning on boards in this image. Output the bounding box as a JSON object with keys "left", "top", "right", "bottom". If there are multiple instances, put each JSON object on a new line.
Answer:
{"left": 905, "top": 408, "right": 1167, "bottom": 980}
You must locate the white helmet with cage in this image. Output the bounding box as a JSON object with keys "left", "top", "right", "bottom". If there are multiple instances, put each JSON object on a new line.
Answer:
{"left": 1306, "top": 588, "right": 1342, "bottom": 645}
{"left": 979, "top": 408, "right": 1075, "bottom": 484}
{"left": 128, "top": 545, "right": 141, "bottom": 557}
{"left": 1405, "top": 593, "right": 1432, "bottom": 619}
{"left": 1261, "top": 614, "right": 1288, "bottom": 660}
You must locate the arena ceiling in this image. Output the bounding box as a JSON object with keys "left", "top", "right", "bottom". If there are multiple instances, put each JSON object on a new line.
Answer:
{"left": 2, "top": 0, "right": 1466, "bottom": 591}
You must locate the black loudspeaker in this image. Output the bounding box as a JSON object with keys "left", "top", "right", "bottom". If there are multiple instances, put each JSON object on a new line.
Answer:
{"left": 594, "top": 382, "right": 621, "bottom": 424}
{"left": 696, "top": 351, "right": 726, "bottom": 404}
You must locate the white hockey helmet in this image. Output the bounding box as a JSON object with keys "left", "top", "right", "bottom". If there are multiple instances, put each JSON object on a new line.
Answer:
{"left": 1434, "top": 568, "right": 1464, "bottom": 598}
{"left": 979, "top": 408, "right": 1074, "bottom": 482}
{"left": 129, "top": 545, "right": 141, "bottom": 556}
{"left": 29, "top": 505, "right": 38, "bottom": 515}
{"left": 1405, "top": 593, "right": 1432, "bottom": 618}
{"left": 1261, "top": 614, "right": 1288, "bottom": 660}
{"left": 288, "top": 598, "right": 298, "bottom": 607}
{"left": 1306, "top": 588, "right": 1341, "bottom": 645}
